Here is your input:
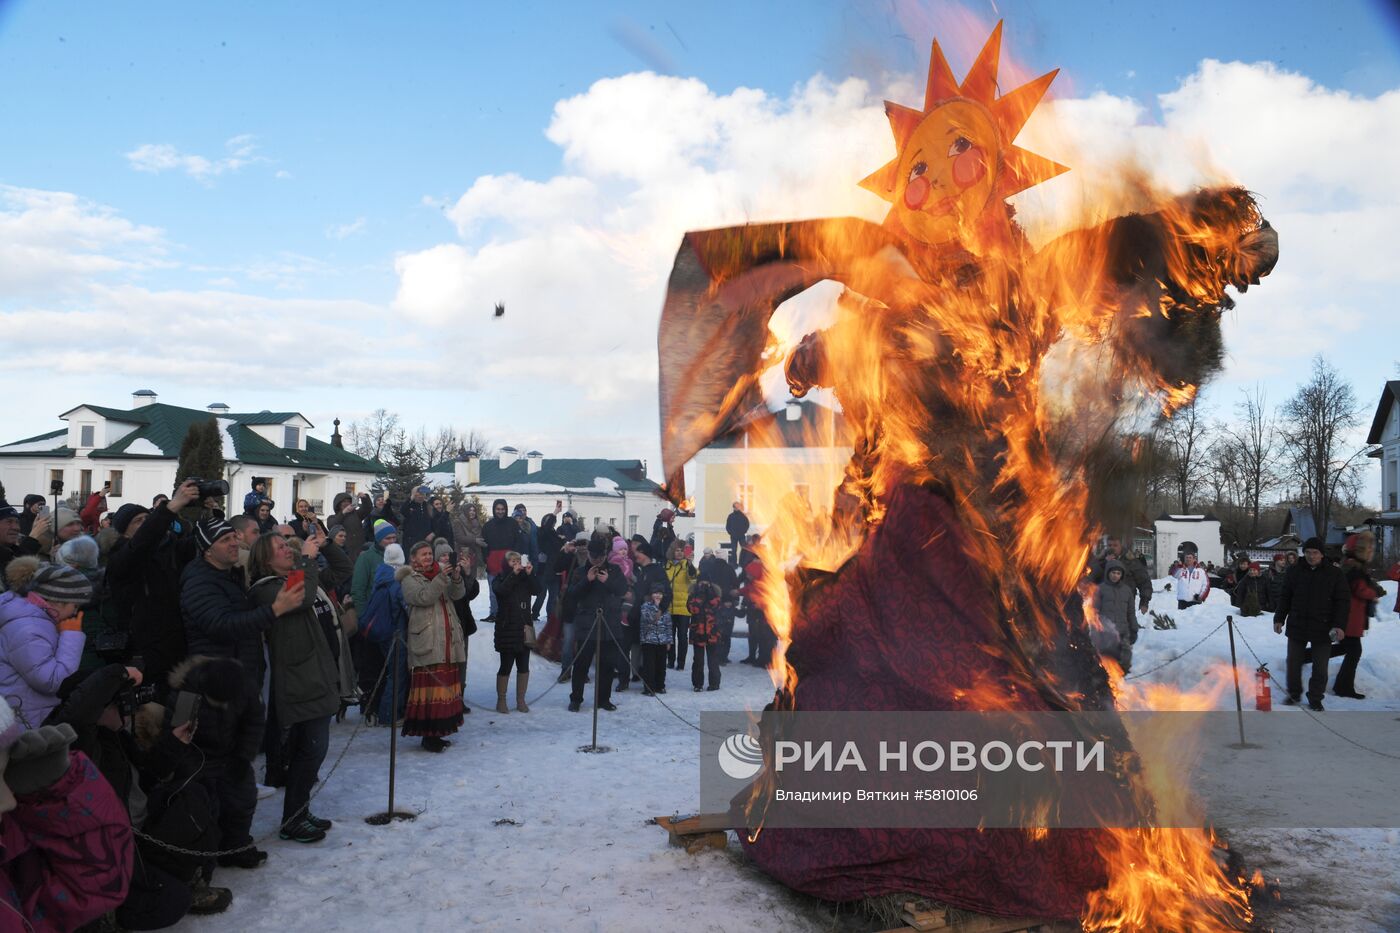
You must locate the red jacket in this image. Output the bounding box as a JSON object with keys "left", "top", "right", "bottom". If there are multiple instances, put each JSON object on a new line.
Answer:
{"left": 1388, "top": 562, "right": 1400, "bottom": 613}
{"left": 1342, "top": 559, "right": 1384, "bottom": 637}
{"left": 0, "top": 751, "right": 134, "bottom": 932}
{"left": 79, "top": 493, "right": 106, "bottom": 534}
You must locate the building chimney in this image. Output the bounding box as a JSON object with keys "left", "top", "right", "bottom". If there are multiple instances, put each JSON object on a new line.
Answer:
{"left": 330, "top": 417, "right": 344, "bottom": 449}
{"left": 207, "top": 402, "right": 230, "bottom": 415}
{"left": 785, "top": 400, "right": 802, "bottom": 422}
{"left": 455, "top": 449, "right": 480, "bottom": 487}
{"left": 499, "top": 446, "right": 519, "bottom": 469}
{"left": 132, "top": 389, "right": 158, "bottom": 409}
{"left": 526, "top": 450, "right": 543, "bottom": 475}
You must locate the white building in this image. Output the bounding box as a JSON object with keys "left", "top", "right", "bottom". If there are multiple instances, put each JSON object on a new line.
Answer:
{"left": 1365, "top": 380, "right": 1400, "bottom": 556}
{"left": 0, "top": 390, "right": 383, "bottom": 519}
{"left": 423, "top": 448, "right": 676, "bottom": 543}
{"left": 689, "top": 399, "right": 851, "bottom": 556}
{"left": 1153, "top": 513, "right": 1224, "bottom": 571}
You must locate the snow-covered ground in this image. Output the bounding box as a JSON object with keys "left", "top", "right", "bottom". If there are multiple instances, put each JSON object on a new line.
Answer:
{"left": 173, "top": 581, "right": 1400, "bottom": 932}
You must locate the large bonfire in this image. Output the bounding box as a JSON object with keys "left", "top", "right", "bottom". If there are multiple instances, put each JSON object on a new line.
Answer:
{"left": 656, "top": 22, "right": 1278, "bottom": 931}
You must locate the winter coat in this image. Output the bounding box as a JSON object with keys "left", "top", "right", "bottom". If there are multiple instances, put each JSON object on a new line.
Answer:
{"left": 105, "top": 505, "right": 197, "bottom": 684}
{"left": 450, "top": 506, "right": 487, "bottom": 555}
{"left": 639, "top": 601, "right": 670, "bottom": 645}
{"left": 631, "top": 560, "right": 671, "bottom": 622}
{"left": 666, "top": 558, "right": 697, "bottom": 618}
{"left": 725, "top": 509, "right": 750, "bottom": 539}
{"left": 566, "top": 561, "right": 628, "bottom": 642}
{"left": 1171, "top": 565, "right": 1211, "bottom": 602}
{"left": 167, "top": 655, "right": 265, "bottom": 764}
{"left": 401, "top": 498, "right": 432, "bottom": 549}
{"left": 1089, "top": 550, "right": 1151, "bottom": 605}
{"left": 362, "top": 561, "right": 409, "bottom": 646}
{"left": 1229, "top": 574, "right": 1267, "bottom": 617}
{"left": 320, "top": 539, "right": 354, "bottom": 595}
{"left": 327, "top": 493, "right": 373, "bottom": 559}
{"left": 1264, "top": 565, "right": 1289, "bottom": 612}
{"left": 351, "top": 543, "right": 387, "bottom": 614}
{"left": 538, "top": 514, "right": 564, "bottom": 565}
{"left": 248, "top": 558, "right": 339, "bottom": 726}
{"left": 1273, "top": 560, "right": 1349, "bottom": 640}
{"left": 492, "top": 567, "right": 542, "bottom": 654}
{"left": 179, "top": 557, "right": 276, "bottom": 694}
{"left": 650, "top": 518, "right": 677, "bottom": 563}
{"left": 79, "top": 492, "right": 106, "bottom": 534}
{"left": 430, "top": 508, "right": 455, "bottom": 550}
{"left": 242, "top": 489, "right": 263, "bottom": 515}
{"left": 398, "top": 565, "right": 467, "bottom": 668}
{"left": 0, "top": 590, "right": 85, "bottom": 728}
{"left": 1092, "top": 563, "right": 1137, "bottom": 639}
{"left": 517, "top": 517, "right": 540, "bottom": 563}
{"left": 609, "top": 536, "right": 634, "bottom": 580}
{"left": 483, "top": 505, "right": 523, "bottom": 574}
{"left": 288, "top": 515, "right": 328, "bottom": 540}
{"left": 1341, "top": 557, "right": 1384, "bottom": 639}
{"left": 698, "top": 555, "right": 739, "bottom": 596}
{"left": 687, "top": 585, "right": 721, "bottom": 646}
{"left": 0, "top": 751, "right": 134, "bottom": 933}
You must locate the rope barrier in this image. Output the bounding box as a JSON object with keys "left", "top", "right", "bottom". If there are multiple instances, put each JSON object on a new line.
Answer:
{"left": 1123, "top": 619, "right": 1229, "bottom": 680}
{"left": 459, "top": 615, "right": 599, "bottom": 713}
{"left": 1233, "top": 626, "right": 1400, "bottom": 762}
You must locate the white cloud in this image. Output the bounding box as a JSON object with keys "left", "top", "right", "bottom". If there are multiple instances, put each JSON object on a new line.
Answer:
{"left": 327, "top": 217, "right": 368, "bottom": 240}
{"left": 125, "top": 134, "right": 270, "bottom": 183}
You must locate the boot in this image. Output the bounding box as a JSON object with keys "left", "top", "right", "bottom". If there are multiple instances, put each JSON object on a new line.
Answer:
{"left": 496, "top": 675, "right": 510, "bottom": 714}
{"left": 516, "top": 672, "right": 530, "bottom": 712}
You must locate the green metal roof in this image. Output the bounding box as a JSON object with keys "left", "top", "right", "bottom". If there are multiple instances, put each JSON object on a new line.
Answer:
{"left": 426, "top": 456, "right": 659, "bottom": 493}
{"left": 3, "top": 402, "right": 383, "bottom": 472}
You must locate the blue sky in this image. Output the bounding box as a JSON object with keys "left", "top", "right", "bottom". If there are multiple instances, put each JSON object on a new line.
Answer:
{"left": 2, "top": 0, "right": 1399, "bottom": 494}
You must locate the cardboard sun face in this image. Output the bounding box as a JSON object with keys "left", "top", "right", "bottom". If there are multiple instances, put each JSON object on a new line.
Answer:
{"left": 892, "top": 100, "right": 1000, "bottom": 246}
{"left": 860, "top": 22, "right": 1067, "bottom": 249}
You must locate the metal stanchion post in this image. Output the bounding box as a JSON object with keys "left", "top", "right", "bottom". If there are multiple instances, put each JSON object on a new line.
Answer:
{"left": 1226, "top": 615, "right": 1259, "bottom": 749}
{"left": 367, "top": 629, "right": 416, "bottom": 824}
{"left": 591, "top": 608, "right": 603, "bottom": 751}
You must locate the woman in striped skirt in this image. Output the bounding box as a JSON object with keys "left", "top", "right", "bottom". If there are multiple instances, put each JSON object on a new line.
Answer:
{"left": 397, "top": 540, "right": 469, "bottom": 752}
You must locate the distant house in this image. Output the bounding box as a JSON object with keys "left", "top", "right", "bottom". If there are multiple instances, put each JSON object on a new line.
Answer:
{"left": 690, "top": 399, "right": 851, "bottom": 556}
{"left": 0, "top": 390, "right": 383, "bottom": 518}
{"left": 1153, "top": 513, "right": 1224, "bottom": 570}
{"left": 1365, "top": 380, "right": 1400, "bottom": 554}
{"left": 423, "top": 448, "right": 669, "bottom": 542}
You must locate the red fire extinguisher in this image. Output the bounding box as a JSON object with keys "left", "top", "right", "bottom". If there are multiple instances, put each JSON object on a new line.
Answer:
{"left": 1255, "top": 664, "right": 1272, "bottom": 712}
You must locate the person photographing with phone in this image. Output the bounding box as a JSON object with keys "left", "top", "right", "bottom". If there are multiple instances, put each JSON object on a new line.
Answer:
{"left": 491, "top": 551, "right": 542, "bottom": 713}
{"left": 246, "top": 526, "right": 339, "bottom": 843}
{"left": 397, "top": 541, "right": 468, "bottom": 752}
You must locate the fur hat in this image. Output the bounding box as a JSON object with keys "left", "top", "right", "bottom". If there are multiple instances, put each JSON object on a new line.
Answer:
{"left": 383, "top": 543, "right": 406, "bottom": 567}
{"left": 57, "top": 535, "right": 100, "bottom": 571}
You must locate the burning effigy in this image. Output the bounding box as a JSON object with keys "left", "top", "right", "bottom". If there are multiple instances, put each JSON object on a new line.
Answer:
{"left": 656, "top": 22, "right": 1277, "bottom": 930}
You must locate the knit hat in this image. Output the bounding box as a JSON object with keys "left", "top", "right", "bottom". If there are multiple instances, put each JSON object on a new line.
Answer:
{"left": 55, "top": 507, "right": 81, "bottom": 531}
{"left": 1302, "top": 536, "right": 1325, "bottom": 553}
{"left": 1248, "top": 561, "right": 1261, "bottom": 572}
{"left": 635, "top": 541, "right": 655, "bottom": 560}
{"left": 31, "top": 562, "right": 94, "bottom": 605}
{"left": 195, "top": 518, "right": 236, "bottom": 550}
{"left": 0, "top": 500, "right": 20, "bottom": 522}
{"left": 434, "top": 541, "right": 453, "bottom": 560}
{"left": 373, "top": 520, "right": 397, "bottom": 545}
{"left": 0, "top": 698, "right": 20, "bottom": 751}
{"left": 58, "top": 535, "right": 100, "bottom": 571}
{"left": 383, "top": 543, "right": 406, "bottom": 567}
{"left": 573, "top": 531, "right": 591, "bottom": 543}
{"left": 587, "top": 538, "right": 607, "bottom": 559}
{"left": 112, "top": 503, "right": 149, "bottom": 534}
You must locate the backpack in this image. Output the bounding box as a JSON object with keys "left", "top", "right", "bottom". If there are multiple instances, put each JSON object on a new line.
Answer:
{"left": 359, "top": 576, "right": 399, "bottom": 646}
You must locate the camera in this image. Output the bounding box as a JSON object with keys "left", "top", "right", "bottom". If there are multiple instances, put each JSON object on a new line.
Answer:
{"left": 50, "top": 477, "right": 64, "bottom": 497}
{"left": 116, "top": 681, "right": 158, "bottom": 718}
{"left": 184, "top": 477, "right": 230, "bottom": 499}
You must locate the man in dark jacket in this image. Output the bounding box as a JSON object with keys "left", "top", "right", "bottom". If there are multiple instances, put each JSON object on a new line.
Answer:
{"left": 400, "top": 487, "right": 432, "bottom": 548}
{"left": 565, "top": 537, "right": 628, "bottom": 712}
{"left": 1272, "top": 536, "right": 1349, "bottom": 711}
{"left": 327, "top": 491, "right": 373, "bottom": 557}
{"left": 725, "top": 502, "right": 750, "bottom": 565}
{"left": 0, "top": 499, "right": 43, "bottom": 588}
{"left": 1089, "top": 537, "right": 1152, "bottom": 614}
{"left": 482, "top": 498, "right": 522, "bottom": 621}
{"left": 106, "top": 481, "right": 203, "bottom": 684}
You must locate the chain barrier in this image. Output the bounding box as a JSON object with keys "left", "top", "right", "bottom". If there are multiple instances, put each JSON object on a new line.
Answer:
{"left": 459, "top": 614, "right": 599, "bottom": 713}
{"left": 1232, "top": 626, "right": 1400, "bottom": 762}
{"left": 131, "top": 629, "right": 399, "bottom": 858}
{"left": 1122, "top": 619, "right": 1229, "bottom": 681}
{"left": 596, "top": 612, "right": 732, "bottom": 739}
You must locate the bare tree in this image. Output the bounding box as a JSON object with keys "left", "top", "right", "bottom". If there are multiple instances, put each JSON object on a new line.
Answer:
{"left": 1218, "top": 386, "right": 1281, "bottom": 542}
{"left": 1156, "top": 396, "right": 1212, "bottom": 513}
{"left": 1280, "top": 355, "right": 1365, "bottom": 535}
{"left": 344, "top": 409, "right": 400, "bottom": 462}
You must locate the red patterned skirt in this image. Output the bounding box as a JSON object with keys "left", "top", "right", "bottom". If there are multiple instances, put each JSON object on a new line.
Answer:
{"left": 401, "top": 663, "right": 464, "bottom": 737}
